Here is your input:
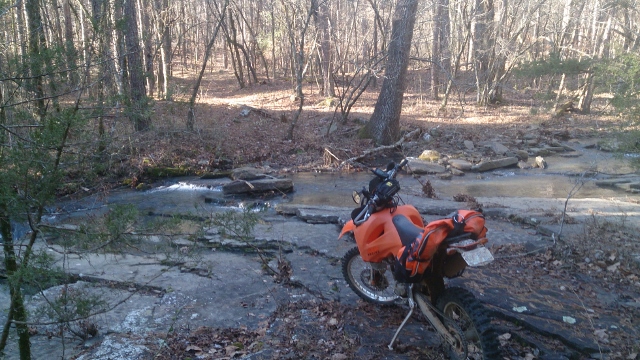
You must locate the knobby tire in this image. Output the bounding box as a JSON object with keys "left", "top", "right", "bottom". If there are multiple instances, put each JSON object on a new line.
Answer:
{"left": 435, "top": 287, "right": 500, "bottom": 359}
{"left": 342, "top": 246, "right": 399, "bottom": 305}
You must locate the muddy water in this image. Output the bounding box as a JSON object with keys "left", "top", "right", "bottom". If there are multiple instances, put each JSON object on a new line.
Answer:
{"left": 288, "top": 150, "right": 636, "bottom": 207}
{"left": 287, "top": 171, "right": 628, "bottom": 208}
{"left": 46, "top": 148, "right": 637, "bottom": 227}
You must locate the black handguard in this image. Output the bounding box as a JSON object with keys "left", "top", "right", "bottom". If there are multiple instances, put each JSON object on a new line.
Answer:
{"left": 375, "top": 178, "right": 400, "bottom": 204}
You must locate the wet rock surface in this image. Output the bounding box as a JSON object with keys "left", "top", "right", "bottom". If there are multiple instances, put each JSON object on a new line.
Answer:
{"left": 3, "top": 194, "right": 638, "bottom": 359}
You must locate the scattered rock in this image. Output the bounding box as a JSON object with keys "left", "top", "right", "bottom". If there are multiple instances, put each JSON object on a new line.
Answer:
{"left": 418, "top": 150, "right": 441, "bottom": 162}
{"left": 597, "top": 140, "right": 620, "bottom": 152}
{"left": 530, "top": 148, "right": 553, "bottom": 156}
{"left": 429, "top": 127, "right": 443, "bottom": 137}
{"left": 231, "top": 167, "right": 267, "bottom": 181}
{"left": 406, "top": 157, "right": 447, "bottom": 174}
{"left": 545, "top": 146, "right": 566, "bottom": 153}
{"left": 437, "top": 172, "right": 453, "bottom": 180}
{"left": 471, "top": 157, "right": 519, "bottom": 172}
{"left": 515, "top": 150, "right": 529, "bottom": 161}
{"left": 450, "top": 168, "right": 465, "bottom": 176}
{"left": 534, "top": 156, "right": 548, "bottom": 169}
{"left": 464, "top": 140, "right": 475, "bottom": 150}
{"left": 518, "top": 161, "right": 532, "bottom": 169}
{"left": 448, "top": 159, "right": 473, "bottom": 171}
{"left": 490, "top": 142, "right": 510, "bottom": 155}
{"left": 559, "top": 151, "right": 583, "bottom": 158}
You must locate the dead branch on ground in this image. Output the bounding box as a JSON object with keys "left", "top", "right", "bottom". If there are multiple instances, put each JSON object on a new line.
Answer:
{"left": 339, "top": 128, "right": 421, "bottom": 167}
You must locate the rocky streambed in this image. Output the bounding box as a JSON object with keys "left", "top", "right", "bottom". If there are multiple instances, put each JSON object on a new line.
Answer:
{"left": 1, "top": 136, "right": 639, "bottom": 359}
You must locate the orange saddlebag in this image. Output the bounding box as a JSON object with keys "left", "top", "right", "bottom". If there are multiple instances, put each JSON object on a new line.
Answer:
{"left": 393, "top": 210, "right": 486, "bottom": 282}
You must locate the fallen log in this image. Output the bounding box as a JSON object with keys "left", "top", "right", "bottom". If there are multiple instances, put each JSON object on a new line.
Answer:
{"left": 340, "top": 128, "right": 421, "bottom": 167}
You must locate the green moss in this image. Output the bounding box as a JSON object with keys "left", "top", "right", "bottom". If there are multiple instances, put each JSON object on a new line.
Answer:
{"left": 143, "top": 166, "right": 193, "bottom": 179}
{"left": 357, "top": 125, "right": 371, "bottom": 139}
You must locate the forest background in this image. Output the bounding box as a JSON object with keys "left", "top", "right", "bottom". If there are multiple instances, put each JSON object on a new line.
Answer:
{"left": 1, "top": 0, "right": 640, "bottom": 358}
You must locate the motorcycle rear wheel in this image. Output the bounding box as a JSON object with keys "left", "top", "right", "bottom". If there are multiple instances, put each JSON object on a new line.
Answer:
{"left": 342, "top": 246, "right": 400, "bottom": 304}
{"left": 435, "top": 287, "right": 500, "bottom": 360}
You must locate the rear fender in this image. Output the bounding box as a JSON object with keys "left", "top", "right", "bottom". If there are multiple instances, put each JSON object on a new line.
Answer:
{"left": 442, "top": 253, "right": 467, "bottom": 278}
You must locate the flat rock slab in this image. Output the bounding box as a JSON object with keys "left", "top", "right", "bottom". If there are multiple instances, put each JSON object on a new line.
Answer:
{"left": 471, "top": 157, "right": 519, "bottom": 172}
{"left": 405, "top": 157, "right": 447, "bottom": 174}
{"left": 252, "top": 220, "right": 353, "bottom": 257}
{"left": 231, "top": 166, "right": 267, "bottom": 180}
{"left": 222, "top": 178, "right": 293, "bottom": 195}
{"left": 275, "top": 204, "right": 352, "bottom": 224}
{"left": 452, "top": 267, "right": 633, "bottom": 356}
{"left": 448, "top": 159, "right": 473, "bottom": 171}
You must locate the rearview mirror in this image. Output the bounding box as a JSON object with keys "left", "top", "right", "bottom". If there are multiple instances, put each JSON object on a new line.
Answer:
{"left": 352, "top": 191, "right": 361, "bottom": 204}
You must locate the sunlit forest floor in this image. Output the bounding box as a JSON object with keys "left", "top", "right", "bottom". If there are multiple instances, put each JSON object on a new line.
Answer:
{"left": 106, "top": 68, "right": 629, "bottom": 183}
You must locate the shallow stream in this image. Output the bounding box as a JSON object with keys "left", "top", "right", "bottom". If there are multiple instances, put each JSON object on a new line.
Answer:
{"left": 41, "top": 146, "right": 638, "bottom": 230}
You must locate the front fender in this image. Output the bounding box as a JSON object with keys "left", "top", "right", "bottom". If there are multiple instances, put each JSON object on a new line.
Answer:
{"left": 339, "top": 220, "right": 356, "bottom": 239}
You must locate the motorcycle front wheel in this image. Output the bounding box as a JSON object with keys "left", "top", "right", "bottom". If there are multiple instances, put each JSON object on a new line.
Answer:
{"left": 342, "top": 246, "right": 400, "bottom": 305}
{"left": 435, "top": 287, "right": 500, "bottom": 359}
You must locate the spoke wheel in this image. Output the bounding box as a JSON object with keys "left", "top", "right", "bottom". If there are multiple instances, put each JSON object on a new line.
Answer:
{"left": 435, "top": 287, "right": 500, "bottom": 359}
{"left": 415, "top": 293, "right": 468, "bottom": 359}
{"left": 342, "top": 247, "right": 399, "bottom": 304}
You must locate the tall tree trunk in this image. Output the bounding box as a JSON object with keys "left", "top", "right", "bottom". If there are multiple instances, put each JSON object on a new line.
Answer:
{"left": 371, "top": 0, "right": 378, "bottom": 87}
{"left": 314, "top": 0, "right": 334, "bottom": 97}
{"left": 431, "top": 0, "right": 441, "bottom": 100}
{"left": 161, "top": 0, "right": 171, "bottom": 98}
{"left": 140, "top": 0, "right": 155, "bottom": 97}
{"left": 472, "top": 0, "right": 495, "bottom": 105}
{"left": 0, "top": 207, "right": 31, "bottom": 359}
{"left": 92, "top": 0, "right": 108, "bottom": 155}
{"left": 124, "top": 0, "right": 151, "bottom": 131}
{"left": 271, "top": 0, "right": 276, "bottom": 79}
{"left": 187, "top": 0, "right": 228, "bottom": 131}
{"left": 225, "top": 10, "right": 245, "bottom": 88}
{"left": 180, "top": 0, "right": 187, "bottom": 71}
{"left": 111, "top": 0, "right": 125, "bottom": 97}
{"left": 25, "top": 0, "right": 46, "bottom": 121}
{"left": 63, "top": 0, "right": 78, "bottom": 85}
{"left": 284, "top": 0, "right": 315, "bottom": 141}
{"left": 365, "top": 0, "right": 419, "bottom": 145}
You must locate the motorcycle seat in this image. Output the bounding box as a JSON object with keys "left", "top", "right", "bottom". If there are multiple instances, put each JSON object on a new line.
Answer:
{"left": 392, "top": 215, "right": 423, "bottom": 246}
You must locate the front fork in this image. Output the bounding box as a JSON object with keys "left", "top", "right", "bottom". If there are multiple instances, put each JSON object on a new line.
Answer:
{"left": 387, "top": 284, "right": 459, "bottom": 350}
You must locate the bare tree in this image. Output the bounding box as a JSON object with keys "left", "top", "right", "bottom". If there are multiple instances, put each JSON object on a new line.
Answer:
{"left": 124, "top": 0, "right": 151, "bottom": 131}
{"left": 187, "top": 0, "right": 229, "bottom": 131}
{"left": 282, "top": 0, "right": 315, "bottom": 141}
{"left": 313, "top": 0, "right": 334, "bottom": 97}
{"left": 364, "top": 0, "right": 419, "bottom": 145}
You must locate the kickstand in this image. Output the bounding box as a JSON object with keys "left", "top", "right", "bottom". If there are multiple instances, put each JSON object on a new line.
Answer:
{"left": 388, "top": 284, "right": 414, "bottom": 350}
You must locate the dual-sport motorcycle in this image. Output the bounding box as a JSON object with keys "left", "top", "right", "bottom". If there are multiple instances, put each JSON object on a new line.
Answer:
{"left": 338, "top": 159, "right": 500, "bottom": 359}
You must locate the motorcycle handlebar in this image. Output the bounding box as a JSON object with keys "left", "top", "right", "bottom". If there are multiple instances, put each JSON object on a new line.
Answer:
{"left": 373, "top": 159, "right": 409, "bottom": 180}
